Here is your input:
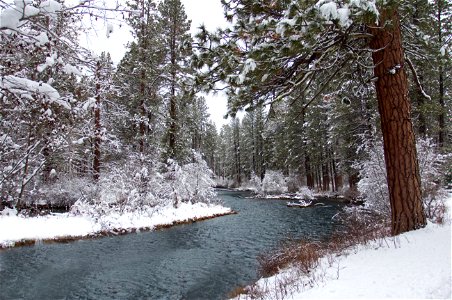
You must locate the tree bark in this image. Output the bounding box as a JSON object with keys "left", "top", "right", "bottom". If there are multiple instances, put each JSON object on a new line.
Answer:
{"left": 322, "top": 162, "right": 330, "bottom": 191}
{"left": 437, "top": 0, "right": 446, "bottom": 148}
{"left": 93, "top": 61, "right": 101, "bottom": 181}
{"left": 369, "top": 10, "right": 426, "bottom": 235}
{"left": 168, "top": 8, "right": 178, "bottom": 159}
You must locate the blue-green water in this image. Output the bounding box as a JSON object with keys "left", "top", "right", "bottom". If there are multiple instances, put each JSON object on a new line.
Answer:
{"left": 0, "top": 190, "right": 343, "bottom": 299}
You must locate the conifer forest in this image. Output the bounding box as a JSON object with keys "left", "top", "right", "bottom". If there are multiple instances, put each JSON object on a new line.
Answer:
{"left": 0, "top": 0, "right": 451, "bottom": 234}
{"left": 1, "top": 1, "right": 451, "bottom": 299}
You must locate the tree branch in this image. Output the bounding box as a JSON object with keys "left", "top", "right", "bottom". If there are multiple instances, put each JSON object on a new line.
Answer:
{"left": 405, "top": 56, "right": 431, "bottom": 101}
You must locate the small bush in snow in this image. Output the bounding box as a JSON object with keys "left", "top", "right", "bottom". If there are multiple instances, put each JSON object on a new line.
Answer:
{"left": 164, "top": 152, "right": 216, "bottom": 207}
{"left": 356, "top": 140, "right": 389, "bottom": 216}
{"left": 261, "top": 170, "right": 287, "bottom": 194}
{"left": 34, "top": 176, "right": 97, "bottom": 207}
{"left": 297, "top": 186, "right": 315, "bottom": 200}
{"left": 286, "top": 173, "right": 302, "bottom": 193}
{"left": 242, "top": 172, "right": 262, "bottom": 193}
{"left": 417, "top": 138, "right": 450, "bottom": 223}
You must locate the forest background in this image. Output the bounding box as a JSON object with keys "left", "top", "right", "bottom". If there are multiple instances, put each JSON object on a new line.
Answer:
{"left": 0, "top": 0, "right": 450, "bottom": 231}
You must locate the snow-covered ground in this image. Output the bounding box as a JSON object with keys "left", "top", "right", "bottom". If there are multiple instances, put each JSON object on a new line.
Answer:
{"left": 0, "top": 203, "right": 232, "bottom": 248}
{"left": 235, "top": 194, "right": 452, "bottom": 300}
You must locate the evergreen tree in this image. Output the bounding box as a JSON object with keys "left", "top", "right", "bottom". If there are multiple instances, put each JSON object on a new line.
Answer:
{"left": 158, "top": 0, "right": 193, "bottom": 162}
{"left": 0, "top": 0, "right": 83, "bottom": 206}
{"left": 116, "top": 0, "right": 164, "bottom": 155}
{"left": 195, "top": 1, "right": 428, "bottom": 234}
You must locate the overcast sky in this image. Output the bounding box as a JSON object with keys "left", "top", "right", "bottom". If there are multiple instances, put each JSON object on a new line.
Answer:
{"left": 82, "top": 0, "right": 230, "bottom": 130}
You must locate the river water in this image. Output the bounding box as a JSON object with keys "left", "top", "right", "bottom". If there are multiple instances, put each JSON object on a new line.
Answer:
{"left": 0, "top": 190, "right": 343, "bottom": 300}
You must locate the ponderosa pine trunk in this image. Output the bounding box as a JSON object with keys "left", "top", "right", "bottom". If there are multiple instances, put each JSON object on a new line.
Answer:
{"left": 369, "top": 10, "right": 426, "bottom": 235}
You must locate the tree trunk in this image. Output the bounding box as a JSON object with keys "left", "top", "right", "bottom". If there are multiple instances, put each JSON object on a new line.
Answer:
{"left": 348, "top": 172, "right": 359, "bottom": 190}
{"left": 437, "top": 1, "right": 446, "bottom": 148}
{"left": 369, "top": 10, "right": 426, "bottom": 235}
{"left": 139, "top": 69, "right": 146, "bottom": 154}
{"left": 438, "top": 64, "right": 445, "bottom": 148}
{"left": 93, "top": 61, "right": 101, "bottom": 181}
{"left": 139, "top": 3, "right": 147, "bottom": 154}
{"left": 168, "top": 10, "right": 178, "bottom": 159}
{"left": 322, "top": 163, "right": 329, "bottom": 192}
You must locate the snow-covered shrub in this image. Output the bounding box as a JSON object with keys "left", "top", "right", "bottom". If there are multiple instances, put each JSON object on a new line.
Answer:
{"left": 215, "top": 177, "right": 238, "bottom": 189}
{"left": 34, "top": 176, "right": 97, "bottom": 207}
{"left": 163, "top": 152, "right": 216, "bottom": 207}
{"left": 0, "top": 207, "right": 18, "bottom": 216}
{"left": 417, "top": 138, "right": 450, "bottom": 223}
{"left": 71, "top": 156, "right": 166, "bottom": 217}
{"left": 70, "top": 152, "right": 217, "bottom": 217}
{"left": 357, "top": 138, "right": 449, "bottom": 222}
{"left": 242, "top": 172, "right": 262, "bottom": 193}
{"left": 356, "top": 140, "right": 389, "bottom": 215}
{"left": 297, "top": 186, "right": 315, "bottom": 200}
{"left": 261, "top": 170, "right": 287, "bottom": 194}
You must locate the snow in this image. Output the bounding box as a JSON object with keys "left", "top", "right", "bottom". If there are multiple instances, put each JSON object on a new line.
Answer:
{"left": 275, "top": 18, "right": 297, "bottom": 35}
{"left": 235, "top": 194, "right": 452, "bottom": 299}
{"left": 297, "top": 224, "right": 451, "bottom": 299}
{"left": 319, "top": 2, "right": 338, "bottom": 21}
{"left": 14, "top": 0, "right": 32, "bottom": 8}
{"left": 37, "top": 53, "right": 57, "bottom": 73}
{"left": 0, "top": 202, "right": 232, "bottom": 248}
{"left": 63, "top": 63, "right": 82, "bottom": 76}
{"left": 0, "top": 7, "right": 22, "bottom": 30}
{"left": 35, "top": 32, "right": 49, "bottom": 46}
{"left": 106, "top": 23, "right": 114, "bottom": 38}
{"left": 24, "top": 5, "right": 40, "bottom": 18}
{"left": 337, "top": 7, "right": 351, "bottom": 27}
{"left": 1, "top": 75, "right": 71, "bottom": 109}
{"left": 349, "top": 0, "right": 379, "bottom": 18}
{"left": 238, "top": 58, "right": 257, "bottom": 84}
{"left": 316, "top": 0, "right": 379, "bottom": 27}
{"left": 39, "top": 0, "right": 62, "bottom": 15}
{"left": 0, "top": 1, "right": 61, "bottom": 31}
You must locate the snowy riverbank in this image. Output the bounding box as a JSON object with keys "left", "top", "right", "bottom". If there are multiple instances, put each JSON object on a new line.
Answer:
{"left": 237, "top": 222, "right": 451, "bottom": 299}
{"left": 232, "top": 192, "right": 452, "bottom": 299}
{"left": 233, "top": 195, "right": 452, "bottom": 300}
{"left": 0, "top": 203, "right": 234, "bottom": 249}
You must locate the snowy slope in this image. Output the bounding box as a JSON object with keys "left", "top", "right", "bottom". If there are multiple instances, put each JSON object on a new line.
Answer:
{"left": 296, "top": 223, "right": 451, "bottom": 299}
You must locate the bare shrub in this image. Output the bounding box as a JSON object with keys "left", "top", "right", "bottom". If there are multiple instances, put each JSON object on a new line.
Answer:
{"left": 249, "top": 208, "right": 391, "bottom": 300}
{"left": 228, "top": 286, "right": 249, "bottom": 299}
{"left": 258, "top": 240, "right": 324, "bottom": 278}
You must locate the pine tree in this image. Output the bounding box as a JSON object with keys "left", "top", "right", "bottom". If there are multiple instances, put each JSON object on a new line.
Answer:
{"left": 158, "top": 0, "right": 193, "bottom": 162}
{"left": 115, "top": 0, "right": 164, "bottom": 155}
{"left": 0, "top": 1, "right": 83, "bottom": 206}
{"left": 431, "top": 0, "right": 451, "bottom": 148}
{"left": 195, "top": 1, "right": 427, "bottom": 234}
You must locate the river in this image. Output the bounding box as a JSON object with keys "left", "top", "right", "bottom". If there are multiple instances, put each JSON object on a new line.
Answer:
{"left": 0, "top": 190, "right": 344, "bottom": 299}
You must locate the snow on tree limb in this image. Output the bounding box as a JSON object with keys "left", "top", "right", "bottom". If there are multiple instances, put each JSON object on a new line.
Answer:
{"left": 1, "top": 75, "right": 71, "bottom": 109}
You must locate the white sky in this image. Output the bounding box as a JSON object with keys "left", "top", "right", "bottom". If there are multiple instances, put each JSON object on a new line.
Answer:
{"left": 81, "top": 0, "right": 231, "bottom": 130}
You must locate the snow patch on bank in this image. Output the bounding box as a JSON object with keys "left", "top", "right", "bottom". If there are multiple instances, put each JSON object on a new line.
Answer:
{"left": 0, "top": 203, "right": 232, "bottom": 248}
{"left": 235, "top": 193, "right": 452, "bottom": 299}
